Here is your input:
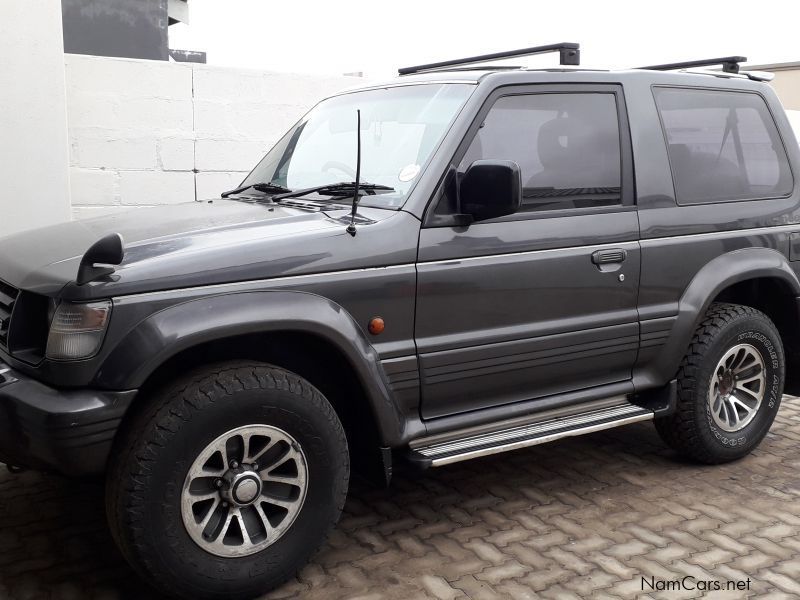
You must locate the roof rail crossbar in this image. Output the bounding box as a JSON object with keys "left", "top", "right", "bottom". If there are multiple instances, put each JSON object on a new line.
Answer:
{"left": 639, "top": 56, "right": 747, "bottom": 74}
{"left": 398, "top": 42, "right": 580, "bottom": 76}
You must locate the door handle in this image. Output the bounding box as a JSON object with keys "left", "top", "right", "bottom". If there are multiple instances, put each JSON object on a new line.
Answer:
{"left": 591, "top": 248, "right": 627, "bottom": 265}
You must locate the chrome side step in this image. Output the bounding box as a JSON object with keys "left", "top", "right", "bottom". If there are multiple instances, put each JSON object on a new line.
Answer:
{"left": 409, "top": 400, "right": 653, "bottom": 467}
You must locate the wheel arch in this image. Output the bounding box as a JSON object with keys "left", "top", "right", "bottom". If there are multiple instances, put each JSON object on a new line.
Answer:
{"left": 711, "top": 276, "right": 800, "bottom": 394}
{"left": 100, "top": 290, "right": 413, "bottom": 448}
{"left": 636, "top": 247, "right": 800, "bottom": 389}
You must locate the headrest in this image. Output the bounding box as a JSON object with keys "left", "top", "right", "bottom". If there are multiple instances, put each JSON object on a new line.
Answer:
{"left": 537, "top": 117, "right": 593, "bottom": 168}
{"left": 668, "top": 144, "right": 692, "bottom": 165}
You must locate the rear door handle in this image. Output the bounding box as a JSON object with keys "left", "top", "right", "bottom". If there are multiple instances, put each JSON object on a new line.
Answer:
{"left": 591, "top": 248, "right": 627, "bottom": 265}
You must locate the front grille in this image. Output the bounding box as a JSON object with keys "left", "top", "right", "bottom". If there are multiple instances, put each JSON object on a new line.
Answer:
{"left": 0, "top": 280, "right": 19, "bottom": 348}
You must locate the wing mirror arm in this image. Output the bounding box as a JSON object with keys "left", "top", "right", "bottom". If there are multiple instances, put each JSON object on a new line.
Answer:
{"left": 451, "top": 213, "right": 475, "bottom": 227}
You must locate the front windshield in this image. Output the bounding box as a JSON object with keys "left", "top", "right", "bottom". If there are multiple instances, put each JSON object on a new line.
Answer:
{"left": 239, "top": 83, "right": 474, "bottom": 208}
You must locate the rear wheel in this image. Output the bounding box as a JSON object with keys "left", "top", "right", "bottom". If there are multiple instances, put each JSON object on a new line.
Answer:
{"left": 656, "top": 303, "right": 784, "bottom": 463}
{"left": 106, "top": 362, "right": 349, "bottom": 599}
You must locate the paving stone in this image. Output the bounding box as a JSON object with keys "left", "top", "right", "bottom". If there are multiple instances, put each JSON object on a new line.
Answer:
{"left": 420, "top": 575, "right": 462, "bottom": 600}
{"left": 690, "top": 547, "right": 737, "bottom": 569}
{"left": 761, "top": 571, "right": 800, "bottom": 595}
{"left": 731, "top": 551, "right": 776, "bottom": 572}
{"left": 474, "top": 560, "right": 528, "bottom": 585}
{"left": 702, "top": 531, "right": 752, "bottom": 555}
{"left": 449, "top": 574, "right": 496, "bottom": 598}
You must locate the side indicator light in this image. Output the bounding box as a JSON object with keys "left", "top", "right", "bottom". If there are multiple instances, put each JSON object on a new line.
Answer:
{"left": 368, "top": 317, "right": 385, "bottom": 335}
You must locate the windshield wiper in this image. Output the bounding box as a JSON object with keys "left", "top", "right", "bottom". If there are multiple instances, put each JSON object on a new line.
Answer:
{"left": 220, "top": 182, "right": 292, "bottom": 198}
{"left": 271, "top": 181, "right": 395, "bottom": 201}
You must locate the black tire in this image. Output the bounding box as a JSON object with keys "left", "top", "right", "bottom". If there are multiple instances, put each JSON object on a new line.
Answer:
{"left": 656, "top": 303, "right": 784, "bottom": 464}
{"left": 106, "top": 362, "right": 349, "bottom": 600}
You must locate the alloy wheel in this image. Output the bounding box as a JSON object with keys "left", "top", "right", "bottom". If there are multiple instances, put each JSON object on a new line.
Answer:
{"left": 707, "top": 343, "right": 766, "bottom": 432}
{"left": 181, "top": 424, "right": 309, "bottom": 557}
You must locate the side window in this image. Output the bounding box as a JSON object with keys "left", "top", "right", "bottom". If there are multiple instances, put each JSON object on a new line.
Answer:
{"left": 458, "top": 93, "right": 622, "bottom": 212}
{"left": 654, "top": 87, "right": 793, "bottom": 204}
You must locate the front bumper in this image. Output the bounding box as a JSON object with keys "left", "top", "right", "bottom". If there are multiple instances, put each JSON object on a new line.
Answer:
{"left": 0, "top": 361, "right": 136, "bottom": 476}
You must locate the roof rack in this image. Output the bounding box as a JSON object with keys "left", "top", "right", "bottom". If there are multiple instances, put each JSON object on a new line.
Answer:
{"left": 398, "top": 42, "right": 580, "bottom": 76}
{"left": 639, "top": 56, "right": 747, "bottom": 74}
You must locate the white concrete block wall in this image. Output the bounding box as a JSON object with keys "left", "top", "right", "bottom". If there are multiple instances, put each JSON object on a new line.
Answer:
{"left": 65, "top": 55, "right": 363, "bottom": 218}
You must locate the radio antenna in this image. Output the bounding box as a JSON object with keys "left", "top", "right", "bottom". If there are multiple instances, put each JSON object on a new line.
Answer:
{"left": 346, "top": 109, "right": 362, "bottom": 237}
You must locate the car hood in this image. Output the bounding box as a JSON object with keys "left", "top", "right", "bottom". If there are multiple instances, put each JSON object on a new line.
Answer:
{"left": 0, "top": 200, "right": 407, "bottom": 300}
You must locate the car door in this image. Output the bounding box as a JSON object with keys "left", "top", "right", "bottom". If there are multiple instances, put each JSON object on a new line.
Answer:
{"left": 415, "top": 84, "right": 641, "bottom": 419}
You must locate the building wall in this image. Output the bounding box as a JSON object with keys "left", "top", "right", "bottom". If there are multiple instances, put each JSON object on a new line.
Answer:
{"left": 61, "top": 0, "right": 169, "bottom": 61}
{"left": 786, "top": 110, "right": 800, "bottom": 141}
{"left": 747, "top": 62, "right": 800, "bottom": 112}
{"left": 0, "top": 0, "right": 71, "bottom": 237}
{"left": 65, "top": 54, "right": 362, "bottom": 219}
{"left": 769, "top": 70, "right": 800, "bottom": 111}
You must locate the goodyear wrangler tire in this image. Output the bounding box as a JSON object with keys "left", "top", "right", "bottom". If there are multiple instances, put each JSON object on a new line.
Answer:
{"left": 106, "top": 362, "right": 349, "bottom": 599}
{"left": 656, "top": 303, "right": 784, "bottom": 464}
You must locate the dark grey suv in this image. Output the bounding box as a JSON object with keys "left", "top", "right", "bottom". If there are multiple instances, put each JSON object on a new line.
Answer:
{"left": 1, "top": 43, "right": 798, "bottom": 598}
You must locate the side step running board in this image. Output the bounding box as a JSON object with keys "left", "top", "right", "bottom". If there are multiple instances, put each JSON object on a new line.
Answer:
{"left": 409, "top": 401, "right": 653, "bottom": 467}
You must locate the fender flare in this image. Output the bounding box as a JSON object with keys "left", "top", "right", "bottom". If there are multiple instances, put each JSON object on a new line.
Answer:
{"left": 636, "top": 247, "right": 800, "bottom": 388}
{"left": 98, "top": 290, "right": 408, "bottom": 445}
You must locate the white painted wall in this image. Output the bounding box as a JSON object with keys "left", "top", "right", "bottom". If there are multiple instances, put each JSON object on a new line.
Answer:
{"left": 0, "top": 1, "right": 71, "bottom": 237}
{"left": 65, "top": 54, "right": 363, "bottom": 219}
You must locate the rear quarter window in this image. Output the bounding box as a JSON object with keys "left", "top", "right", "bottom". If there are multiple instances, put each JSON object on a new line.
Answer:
{"left": 654, "top": 87, "right": 794, "bottom": 205}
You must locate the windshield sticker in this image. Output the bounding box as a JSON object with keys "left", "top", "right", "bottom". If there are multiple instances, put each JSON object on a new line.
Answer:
{"left": 398, "top": 164, "right": 421, "bottom": 182}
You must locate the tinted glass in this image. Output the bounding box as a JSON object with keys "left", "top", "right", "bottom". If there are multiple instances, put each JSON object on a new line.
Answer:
{"left": 654, "top": 88, "right": 793, "bottom": 204}
{"left": 459, "top": 93, "right": 622, "bottom": 211}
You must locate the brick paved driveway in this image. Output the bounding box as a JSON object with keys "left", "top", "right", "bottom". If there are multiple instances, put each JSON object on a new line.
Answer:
{"left": 1, "top": 398, "right": 799, "bottom": 599}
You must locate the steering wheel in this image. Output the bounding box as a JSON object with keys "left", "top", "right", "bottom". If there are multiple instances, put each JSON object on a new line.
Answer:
{"left": 322, "top": 161, "right": 356, "bottom": 180}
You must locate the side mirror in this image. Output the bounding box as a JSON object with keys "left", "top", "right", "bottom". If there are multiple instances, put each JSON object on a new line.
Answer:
{"left": 459, "top": 159, "right": 522, "bottom": 222}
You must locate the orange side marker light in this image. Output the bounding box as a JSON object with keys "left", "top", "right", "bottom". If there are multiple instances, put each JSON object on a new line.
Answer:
{"left": 368, "top": 317, "right": 385, "bottom": 335}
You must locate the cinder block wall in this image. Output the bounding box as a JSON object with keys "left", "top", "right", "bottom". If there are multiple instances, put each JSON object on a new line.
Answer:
{"left": 65, "top": 54, "right": 363, "bottom": 219}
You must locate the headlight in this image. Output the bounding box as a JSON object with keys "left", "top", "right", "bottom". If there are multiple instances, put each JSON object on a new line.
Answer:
{"left": 45, "top": 300, "right": 111, "bottom": 360}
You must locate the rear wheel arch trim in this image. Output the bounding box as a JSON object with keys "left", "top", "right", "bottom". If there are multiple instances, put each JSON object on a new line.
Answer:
{"left": 637, "top": 248, "right": 799, "bottom": 388}
{"left": 681, "top": 248, "right": 800, "bottom": 319}
{"left": 98, "top": 290, "right": 408, "bottom": 446}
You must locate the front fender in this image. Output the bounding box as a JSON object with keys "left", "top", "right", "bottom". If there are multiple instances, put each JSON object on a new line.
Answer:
{"left": 97, "top": 290, "right": 409, "bottom": 445}
{"left": 635, "top": 247, "right": 800, "bottom": 389}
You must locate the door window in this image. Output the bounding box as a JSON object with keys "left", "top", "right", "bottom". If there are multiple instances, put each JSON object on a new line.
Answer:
{"left": 458, "top": 93, "right": 623, "bottom": 211}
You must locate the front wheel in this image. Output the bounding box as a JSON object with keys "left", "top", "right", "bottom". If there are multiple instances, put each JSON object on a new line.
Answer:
{"left": 656, "top": 303, "right": 784, "bottom": 464}
{"left": 106, "top": 362, "right": 349, "bottom": 599}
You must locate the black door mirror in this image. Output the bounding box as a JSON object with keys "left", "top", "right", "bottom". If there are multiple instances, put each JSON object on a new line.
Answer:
{"left": 459, "top": 160, "right": 522, "bottom": 222}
